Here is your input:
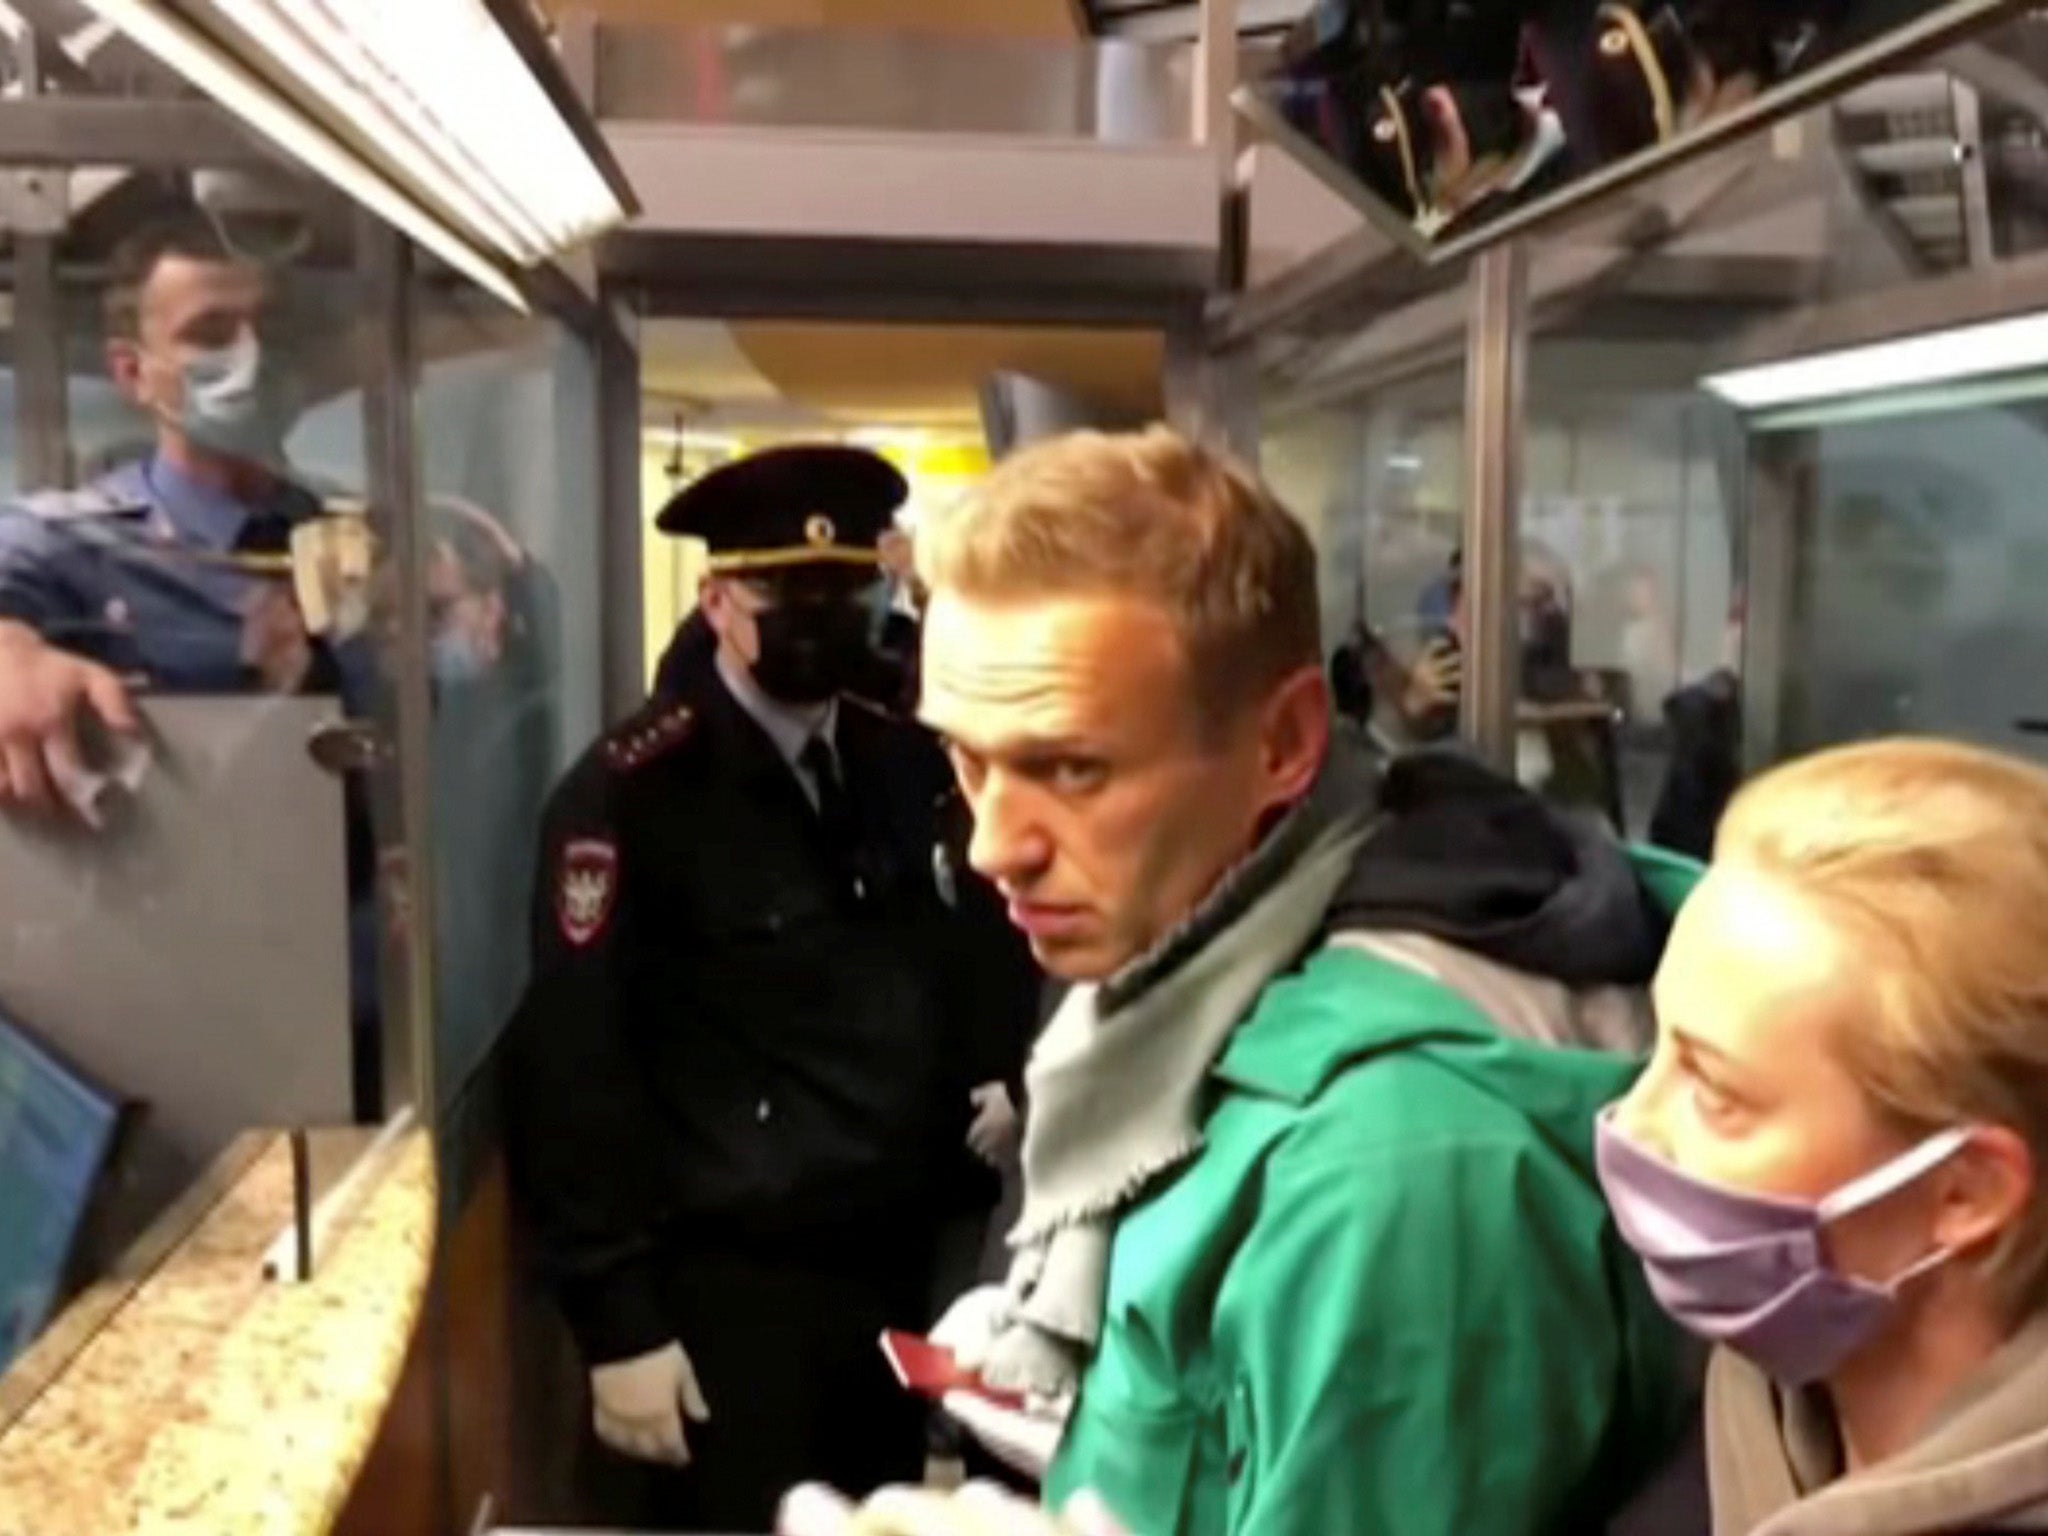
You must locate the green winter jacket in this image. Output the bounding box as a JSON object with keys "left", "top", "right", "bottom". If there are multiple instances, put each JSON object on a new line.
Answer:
{"left": 1045, "top": 938, "right": 1690, "bottom": 1536}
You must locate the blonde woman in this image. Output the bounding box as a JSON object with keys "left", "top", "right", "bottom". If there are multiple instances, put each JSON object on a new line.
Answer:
{"left": 1600, "top": 738, "right": 2048, "bottom": 1535}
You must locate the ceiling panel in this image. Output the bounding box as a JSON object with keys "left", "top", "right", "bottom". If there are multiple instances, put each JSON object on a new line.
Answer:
{"left": 639, "top": 319, "right": 1164, "bottom": 431}
{"left": 544, "top": 0, "right": 1082, "bottom": 40}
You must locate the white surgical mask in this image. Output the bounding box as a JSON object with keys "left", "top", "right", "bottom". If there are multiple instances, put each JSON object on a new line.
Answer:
{"left": 168, "top": 327, "right": 297, "bottom": 468}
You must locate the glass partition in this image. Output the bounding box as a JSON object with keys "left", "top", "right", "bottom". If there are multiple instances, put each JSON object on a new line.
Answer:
{"left": 286, "top": 275, "right": 609, "bottom": 1155}
{"left": 1756, "top": 388, "right": 2048, "bottom": 759}
{"left": 411, "top": 290, "right": 605, "bottom": 1154}
{"left": 1262, "top": 360, "right": 1468, "bottom": 753}
{"left": 0, "top": 162, "right": 423, "bottom": 1399}
{"left": 1511, "top": 255, "right": 1751, "bottom": 840}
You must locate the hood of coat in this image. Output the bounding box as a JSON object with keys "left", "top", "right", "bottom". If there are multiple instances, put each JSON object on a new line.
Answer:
{"left": 1323, "top": 748, "right": 1681, "bottom": 989}
{"left": 1216, "top": 750, "right": 1699, "bottom": 1188}
{"left": 1709, "top": 1316, "right": 2048, "bottom": 1536}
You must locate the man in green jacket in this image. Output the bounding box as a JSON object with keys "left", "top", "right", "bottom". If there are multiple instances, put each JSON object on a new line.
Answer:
{"left": 785, "top": 427, "right": 1692, "bottom": 1536}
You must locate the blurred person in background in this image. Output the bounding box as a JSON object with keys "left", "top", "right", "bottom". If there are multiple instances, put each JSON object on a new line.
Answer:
{"left": 424, "top": 496, "right": 557, "bottom": 1089}
{"left": 863, "top": 524, "right": 924, "bottom": 714}
{"left": 1616, "top": 564, "right": 1682, "bottom": 724}
{"left": 0, "top": 210, "right": 352, "bottom": 808}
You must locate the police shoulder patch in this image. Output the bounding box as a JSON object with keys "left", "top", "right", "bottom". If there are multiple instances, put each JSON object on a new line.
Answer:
{"left": 556, "top": 837, "right": 618, "bottom": 947}
{"left": 604, "top": 702, "right": 695, "bottom": 772}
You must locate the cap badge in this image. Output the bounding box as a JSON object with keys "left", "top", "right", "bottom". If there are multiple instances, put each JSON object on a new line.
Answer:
{"left": 805, "top": 513, "right": 836, "bottom": 547}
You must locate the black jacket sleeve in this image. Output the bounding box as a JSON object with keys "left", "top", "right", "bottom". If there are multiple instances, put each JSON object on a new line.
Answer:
{"left": 500, "top": 752, "right": 675, "bottom": 1366}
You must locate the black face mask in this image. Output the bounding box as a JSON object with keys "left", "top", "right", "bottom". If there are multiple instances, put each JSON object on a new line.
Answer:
{"left": 751, "top": 600, "right": 872, "bottom": 706}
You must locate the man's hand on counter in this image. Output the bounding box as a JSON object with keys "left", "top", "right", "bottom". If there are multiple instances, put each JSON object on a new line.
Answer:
{"left": 0, "top": 619, "right": 139, "bottom": 820}
{"left": 589, "top": 1339, "right": 710, "bottom": 1467}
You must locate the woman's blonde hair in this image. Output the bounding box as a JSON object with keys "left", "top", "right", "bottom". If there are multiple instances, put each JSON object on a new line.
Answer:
{"left": 1718, "top": 738, "right": 2048, "bottom": 1317}
{"left": 916, "top": 426, "right": 1321, "bottom": 728}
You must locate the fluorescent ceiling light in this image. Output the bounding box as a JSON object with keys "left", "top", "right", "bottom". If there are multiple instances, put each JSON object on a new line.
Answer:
{"left": 196, "top": 0, "right": 628, "bottom": 262}
{"left": 79, "top": 0, "right": 529, "bottom": 310}
{"left": 1704, "top": 310, "right": 2048, "bottom": 411}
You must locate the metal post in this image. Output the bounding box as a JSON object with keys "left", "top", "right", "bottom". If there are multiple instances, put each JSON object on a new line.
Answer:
{"left": 14, "top": 231, "right": 70, "bottom": 489}
{"left": 1460, "top": 242, "right": 1527, "bottom": 771}
{"left": 357, "top": 213, "right": 435, "bottom": 1127}
{"left": 1163, "top": 315, "right": 1258, "bottom": 463}
{"left": 1195, "top": 0, "right": 1243, "bottom": 305}
{"left": 6, "top": 24, "right": 71, "bottom": 493}
{"left": 597, "top": 301, "right": 646, "bottom": 721}
{"left": 1951, "top": 79, "right": 1994, "bottom": 269}
{"left": 1740, "top": 430, "right": 1806, "bottom": 776}
{"left": 1195, "top": 0, "right": 1238, "bottom": 167}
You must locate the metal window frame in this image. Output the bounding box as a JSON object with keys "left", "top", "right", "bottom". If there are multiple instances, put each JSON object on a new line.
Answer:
{"left": 1459, "top": 244, "right": 1526, "bottom": 772}
{"left": 357, "top": 214, "right": 435, "bottom": 1127}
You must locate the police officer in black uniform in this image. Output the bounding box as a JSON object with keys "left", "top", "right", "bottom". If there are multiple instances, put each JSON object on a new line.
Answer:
{"left": 503, "top": 444, "right": 1033, "bottom": 1532}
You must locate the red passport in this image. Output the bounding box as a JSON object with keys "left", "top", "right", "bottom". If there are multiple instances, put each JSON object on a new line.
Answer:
{"left": 879, "top": 1330, "right": 1027, "bottom": 1410}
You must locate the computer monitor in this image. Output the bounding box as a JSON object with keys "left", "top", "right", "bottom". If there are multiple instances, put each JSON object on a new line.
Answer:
{"left": 0, "top": 1006, "right": 130, "bottom": 1375}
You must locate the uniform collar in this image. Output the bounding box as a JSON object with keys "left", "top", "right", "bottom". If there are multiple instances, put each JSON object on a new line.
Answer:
{"left": 714, "top": 647, "right": 837, "bottom": 768}
{"left": 142, "top": 452, "right": 301, "bottom": 552}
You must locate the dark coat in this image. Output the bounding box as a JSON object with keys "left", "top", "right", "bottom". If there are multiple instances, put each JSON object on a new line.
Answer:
{"left": 501, "top": 665, "right": 1033, "bottom": 1365}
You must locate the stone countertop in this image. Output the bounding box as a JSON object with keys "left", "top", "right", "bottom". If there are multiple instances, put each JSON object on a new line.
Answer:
{"left": 0, "top": 1129, "right": 435, "bottom": 1536}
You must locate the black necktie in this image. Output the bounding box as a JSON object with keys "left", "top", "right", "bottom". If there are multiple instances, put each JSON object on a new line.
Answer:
{"left": 234, "top": 511, "right": 295, "bottom": 555}
{"left": 799, "top": 735, "right": 857, "bottom": 852}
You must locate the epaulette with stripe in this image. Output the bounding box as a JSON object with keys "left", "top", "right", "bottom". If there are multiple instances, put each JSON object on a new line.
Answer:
{"left": 605, "top": 701, "right": 695, "bottom": 772}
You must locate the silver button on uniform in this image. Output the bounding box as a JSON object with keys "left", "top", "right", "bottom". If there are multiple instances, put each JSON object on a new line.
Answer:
{"left": 756, "top": 1098, "right": 772, "bottom": 1123}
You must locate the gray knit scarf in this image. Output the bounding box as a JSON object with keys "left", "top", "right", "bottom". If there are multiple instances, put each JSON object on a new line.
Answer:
{"left": 980, "top": 742, "right": 1381, "bottom": 1399}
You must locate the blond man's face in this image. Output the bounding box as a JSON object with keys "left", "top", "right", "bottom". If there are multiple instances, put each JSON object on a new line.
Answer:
{"left": 919, "top": 589, "right": 1286, "bottom": 981}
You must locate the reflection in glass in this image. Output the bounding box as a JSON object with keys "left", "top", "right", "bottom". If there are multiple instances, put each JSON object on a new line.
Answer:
{"left": 1263, "top": 368, "right": 1470, "bottom": 751}
{"left": 1241, "top": 0, "right": 2002, "bottom": 254}
{"left": 412, "top": 318, "right": 600, "bottom": 1126}
{"left": 1516, "top": 350, "right": 1742, "bottom": 839}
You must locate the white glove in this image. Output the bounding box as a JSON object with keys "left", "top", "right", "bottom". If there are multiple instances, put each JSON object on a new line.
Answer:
{"left": 931, "top": 1285, "right": 1072, "bottom": 1479}
{"left": 942, "top": 1390, "right": 1070, "bottom": 1482}
{"left": 590, "top": 1340, "right": 711, "bottom": 1467}
{"left": 967, "top": 1082, "right": 1021, "bottom": 1167}
{"left": 778, "top": 1481, "right": 1126, "bottom": 1536}
{"left": 930, "top": 1284, "right": 1009, "bottom": 1369}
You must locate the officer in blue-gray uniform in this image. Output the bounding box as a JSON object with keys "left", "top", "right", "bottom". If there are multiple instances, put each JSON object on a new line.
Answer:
{"left": 0, "top": 210, "right": 379, "bottom": 1110}
{"left": 0, "top": 212, "right": 351, "bottom": 810}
